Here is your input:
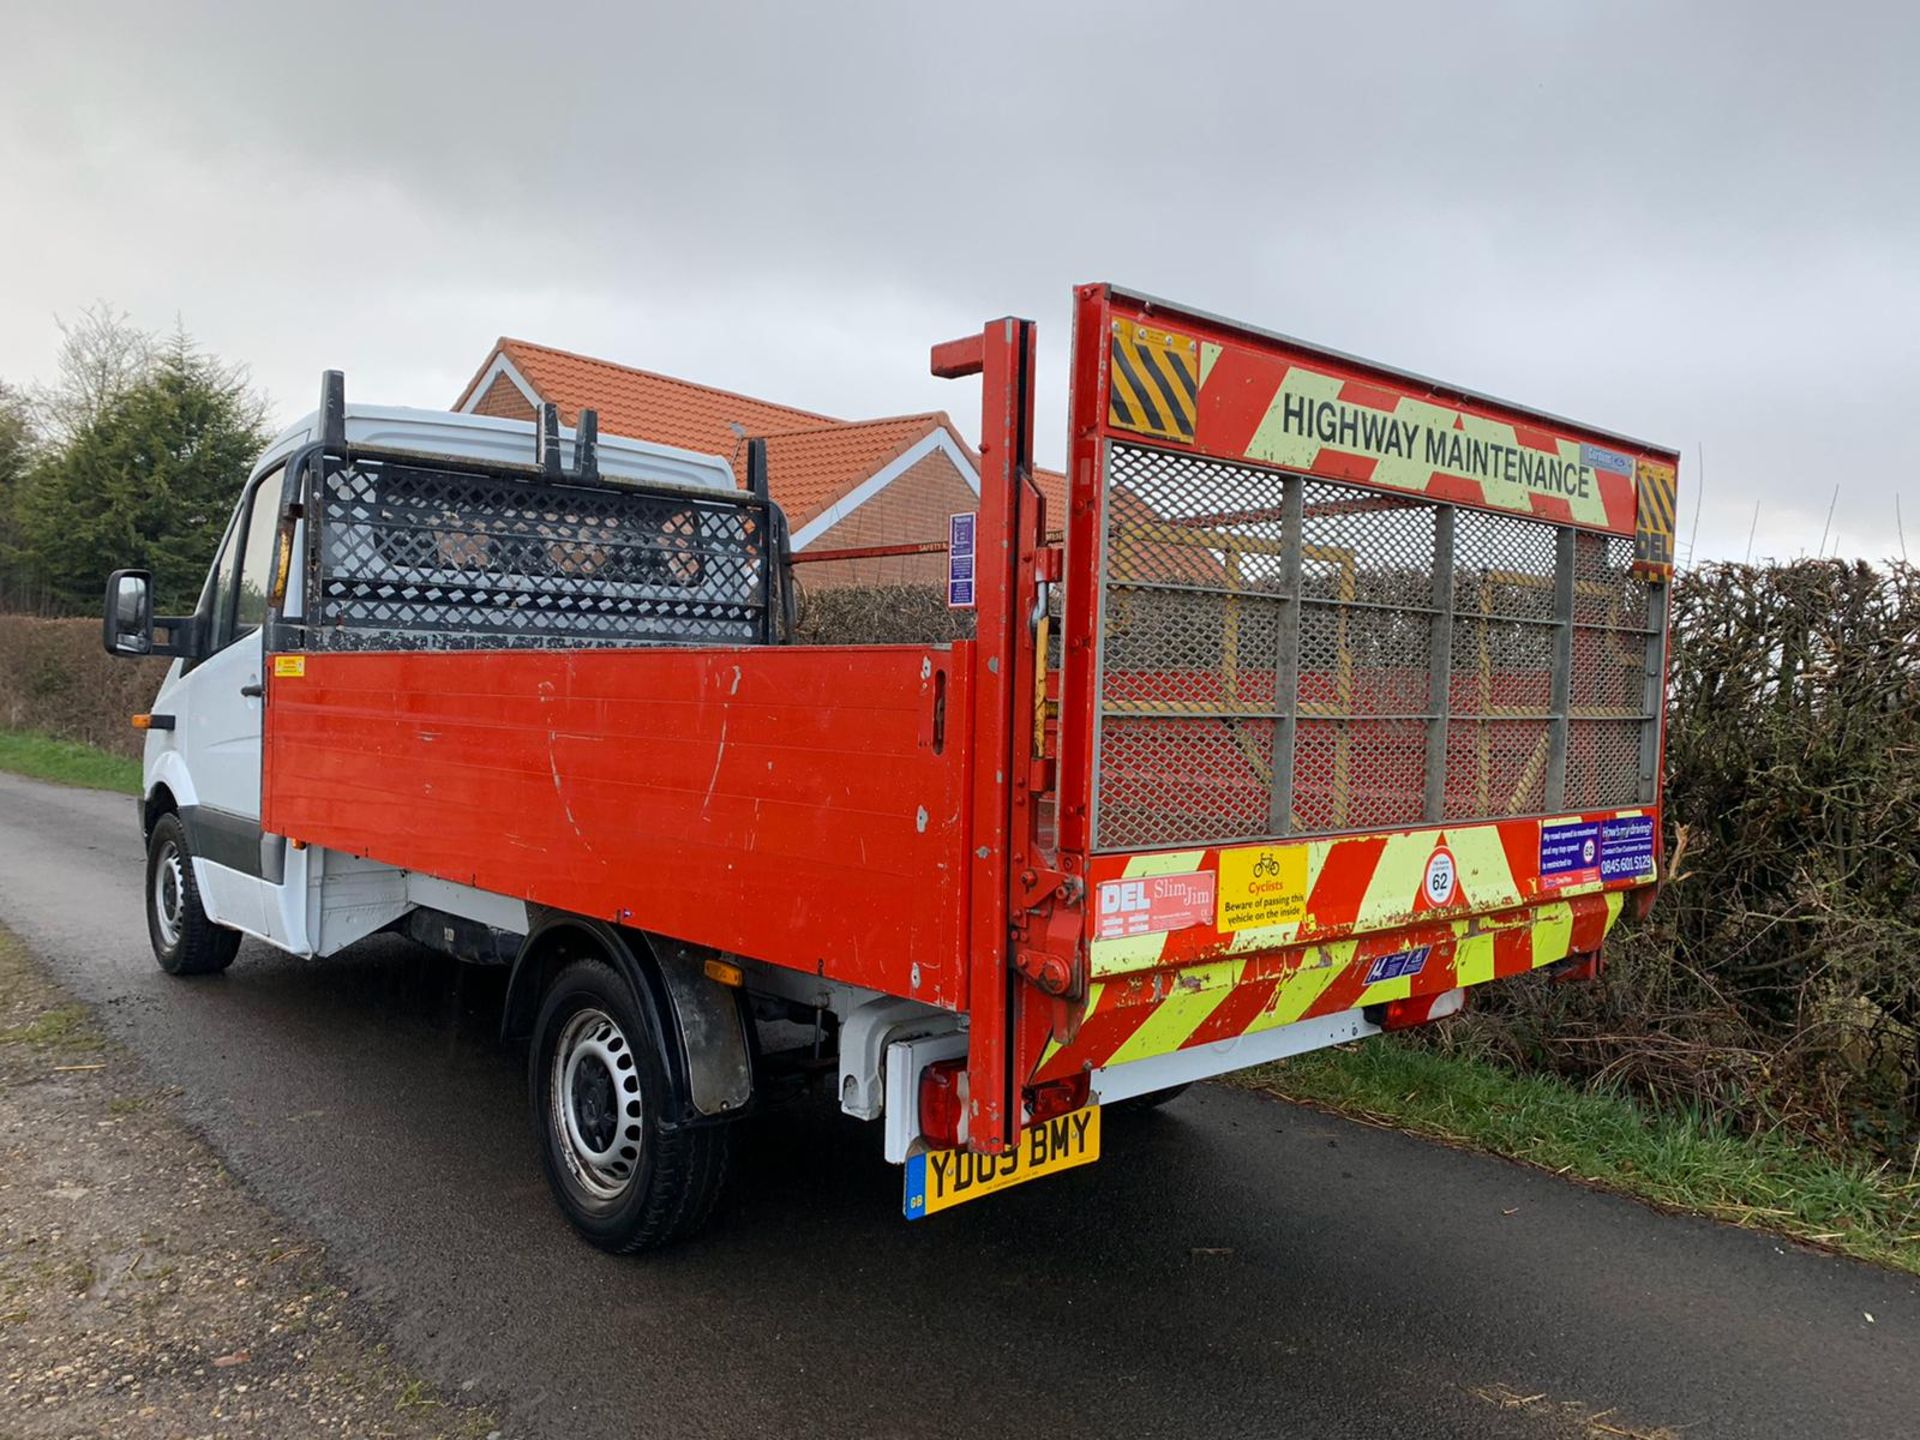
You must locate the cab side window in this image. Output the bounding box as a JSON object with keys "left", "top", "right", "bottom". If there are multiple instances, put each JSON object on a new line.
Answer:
{"left": 234, "top": 467, "right": 286, "bottom": 638}
{"left": 200, "top": 513, "right": 243, "bottom": 659}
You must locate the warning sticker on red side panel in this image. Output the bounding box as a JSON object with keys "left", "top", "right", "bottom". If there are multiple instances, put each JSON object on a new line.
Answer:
{"left": 1539, "top": 815, "right": 1657, "bottom": 889}
{"left": 1540, "top": 820, "right": 1602, "bottom": 887}
{"left": 1599, "top": 815, "right": 1657, "bottom": 881}
{"left": 1095, "top": 873, "right": 1218, "bottom": 940}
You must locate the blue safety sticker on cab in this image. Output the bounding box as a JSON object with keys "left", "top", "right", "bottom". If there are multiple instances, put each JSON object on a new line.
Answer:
{"left": 947, "top": 511, "right": 977, "bottom": 609}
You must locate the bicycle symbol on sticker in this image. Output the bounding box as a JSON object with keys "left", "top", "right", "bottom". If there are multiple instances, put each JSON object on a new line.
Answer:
{"left": 1251, "top": 852, "right": 1282, "bottom": 878}
{"left": 1422, "top": 848, "right": 1457, "bottom": 907}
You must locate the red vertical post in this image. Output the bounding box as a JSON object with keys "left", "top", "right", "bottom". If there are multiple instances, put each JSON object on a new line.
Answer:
{"left": 1056, "top": 283, "right": 1112, "bottom": 856}
{"left": 934, "top": 315, "right": 1037, "bottom": 1153}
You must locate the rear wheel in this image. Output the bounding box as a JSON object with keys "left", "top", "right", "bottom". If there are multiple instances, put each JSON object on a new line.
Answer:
{"left": 530, "top": 957, "right": 729, "bottom": 1252}
{"left": 145, "top": 812, "right": 240, "bottom": 976}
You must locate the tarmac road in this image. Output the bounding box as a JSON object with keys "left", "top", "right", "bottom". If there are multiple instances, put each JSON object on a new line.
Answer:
{"left": 2, "top": 769, "right": 1917, "bottom": 1439}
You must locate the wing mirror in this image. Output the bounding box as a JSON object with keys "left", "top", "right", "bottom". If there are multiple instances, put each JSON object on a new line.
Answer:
{"left": 102, "top": 571, "right": 201, "bottom": 659}
{"left": 102, "top": 569, "right": 155, "bottom": 656}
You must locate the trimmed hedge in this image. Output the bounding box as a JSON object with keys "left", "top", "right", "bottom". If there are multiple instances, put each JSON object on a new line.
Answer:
{"left": 1455, "top": 560, "right": 1920, "bottom": 1154}
{"left": 0, "top": 616, "right": 168, "bottom": 759}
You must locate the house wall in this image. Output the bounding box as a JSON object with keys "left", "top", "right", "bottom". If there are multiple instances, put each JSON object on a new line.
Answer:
{"left": 794, "top": 449, "right": 977, "bottom": 589}
{"left": 470, "top": 370, "right": 538, "bottom": 421}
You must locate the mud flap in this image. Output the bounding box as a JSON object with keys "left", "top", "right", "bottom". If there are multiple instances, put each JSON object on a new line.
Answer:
{"left": 651, "top": 941, "right": 753, "bottom": 1118}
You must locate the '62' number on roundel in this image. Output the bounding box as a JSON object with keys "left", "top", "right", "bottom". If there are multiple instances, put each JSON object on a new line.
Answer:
{"left": 1422, "top": 848, "right": 1457, "bottom": 907}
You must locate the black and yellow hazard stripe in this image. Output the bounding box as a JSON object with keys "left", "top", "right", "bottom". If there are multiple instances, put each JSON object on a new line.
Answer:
{"left": 1633, "top": 458, "right": 1678, "bottom": 574}
{"left": 1108, "top": 320, "right": 1199, "bottom": 443}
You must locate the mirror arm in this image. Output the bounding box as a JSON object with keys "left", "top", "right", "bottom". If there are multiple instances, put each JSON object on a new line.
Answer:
{"left": 152, "top": 614, "right": 202, "bottom": 660}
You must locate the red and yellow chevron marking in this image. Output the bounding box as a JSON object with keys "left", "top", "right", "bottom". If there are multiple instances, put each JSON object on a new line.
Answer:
{"left": 1032, "top": 889, "right": 1623, "bottom": 1083}
{"left": 1086, "top": 811, "right": 1648, "bottom": 976}
{"left": 1042, "top": 810, "right": 1654, "bottom": 1082}
{"left": 1098, "top": 295, "right": 1678, "bottom": 540}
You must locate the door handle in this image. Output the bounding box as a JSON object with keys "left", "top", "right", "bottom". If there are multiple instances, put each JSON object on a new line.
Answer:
{"left": 240, "top": 683, "right": 264, "bottom": 698}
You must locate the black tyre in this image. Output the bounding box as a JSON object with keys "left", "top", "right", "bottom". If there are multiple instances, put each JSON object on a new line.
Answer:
{"left": 530, "top": 957, "right": 730, "bottom": 1253}
{"left": 144, "top": 812, "right": 241, "bottom": 976}
{"left": 1112, "top": 1083, "right": 1191, "bottom": 1113}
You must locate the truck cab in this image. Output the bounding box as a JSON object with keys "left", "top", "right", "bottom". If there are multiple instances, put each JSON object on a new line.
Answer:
{"left": 107, "top": 392, "right": 743, "bottom": 963}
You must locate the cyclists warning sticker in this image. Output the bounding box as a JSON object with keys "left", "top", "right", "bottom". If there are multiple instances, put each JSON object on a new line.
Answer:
{"left": 1216, "top": 844, "right": 1309, "bottom": 932}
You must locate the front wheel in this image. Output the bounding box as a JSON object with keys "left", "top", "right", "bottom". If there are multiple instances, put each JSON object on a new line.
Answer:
{"left": 529, "top": 958, "right": 730, "bottom": 1253}
{"left": 145, "top": 812, "right": 240, "bottom": 976}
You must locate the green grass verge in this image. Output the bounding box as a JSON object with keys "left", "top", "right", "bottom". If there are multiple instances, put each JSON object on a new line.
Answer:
{"left": 0, "top": 926, "right": 102, "bottom": 1050}
{"left": 1242, "top": 1039, "right": 1920, "bottom": 1274}
{"left": 0, "top": 730, "right": 142, "bottom": 795}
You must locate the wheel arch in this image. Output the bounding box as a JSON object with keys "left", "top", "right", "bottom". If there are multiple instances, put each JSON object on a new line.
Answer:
{"left": 142, "top": 783, "right": 179, "bottom": 840}
{"left": 504, "top": 916, "right": 752, "bottom": 1128}
{"left": 141, "top": 747, "right": 199, "bottom": 840}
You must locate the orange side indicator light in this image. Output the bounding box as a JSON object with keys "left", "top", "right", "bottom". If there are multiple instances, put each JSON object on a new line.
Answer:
{"left": 702, "top": 958, "right": 745, "bottom": 988}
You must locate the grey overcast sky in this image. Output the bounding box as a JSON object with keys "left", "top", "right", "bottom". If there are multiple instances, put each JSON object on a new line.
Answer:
{"left": 1, "top": 1, "right": 1913, "bottom": 561}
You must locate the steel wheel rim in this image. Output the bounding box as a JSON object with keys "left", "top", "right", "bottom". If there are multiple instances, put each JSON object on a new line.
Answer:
{"left": 153, "top": 837, "right": 185, "bottom": 950}
{"left": 550, "top": 1006, "right": 643, "bottom": 1201}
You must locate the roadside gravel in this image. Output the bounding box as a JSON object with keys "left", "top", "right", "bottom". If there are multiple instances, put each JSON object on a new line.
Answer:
{"left": 0, "top": 926, "right": 498, "bottom": 1439}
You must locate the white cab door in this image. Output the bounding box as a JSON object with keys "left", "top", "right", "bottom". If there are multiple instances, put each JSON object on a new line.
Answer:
{"left": 177, "top": 466, "right": 284, "bottom": 937}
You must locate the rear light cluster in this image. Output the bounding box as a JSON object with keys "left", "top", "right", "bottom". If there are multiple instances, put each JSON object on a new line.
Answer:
{"left": 918, "top": 1058, "right": 968, "bottom": 1150}
{"left": 919, "top": 1059, "right": 1095, "bottom": 1152}
{"left": 1025, "top": 1072, "right": 1089, "bottom": 1126}
{"left": 1367, "top": 985, "right": 1467, "bottom": 1033}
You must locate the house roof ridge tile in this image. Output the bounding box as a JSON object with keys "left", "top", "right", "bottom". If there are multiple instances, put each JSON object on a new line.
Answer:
{"left": 756, "top": 411, "right": 952, "bottom": 442}
{"left": 495, "top": 336, "right": 842, "bottom": 427}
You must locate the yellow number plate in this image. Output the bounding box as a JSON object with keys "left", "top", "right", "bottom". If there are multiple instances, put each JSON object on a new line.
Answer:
{"left": 904, "top": 1107, "right": 1100, "bottom": 1220}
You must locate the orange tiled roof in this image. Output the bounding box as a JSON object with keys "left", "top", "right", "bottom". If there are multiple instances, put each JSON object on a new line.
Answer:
{"left": 761, "top": 414, "right": 951, "bottom": 528}
{"left": 1033, "top": 467, "right": 1065, "bottom": 521}
{"left": 459, "top": 337, "right": 1067, "bottom": 537}
{"left": 758, "top": 420, "right": 1065, "bottom": 534}
{"left": 469, "top": 338, "right": 839, "bottom": 480}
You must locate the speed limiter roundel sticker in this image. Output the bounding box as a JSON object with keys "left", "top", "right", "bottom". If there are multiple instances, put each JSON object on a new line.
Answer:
{"left": 1422, "top": 847, "right": 1457, "bottom": 907}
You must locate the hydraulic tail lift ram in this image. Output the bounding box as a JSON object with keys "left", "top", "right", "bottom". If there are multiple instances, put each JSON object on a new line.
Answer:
{"left": 103, "top": 285, "right": 1679, "bottom": 1249}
